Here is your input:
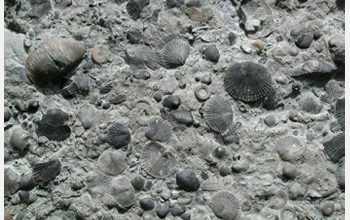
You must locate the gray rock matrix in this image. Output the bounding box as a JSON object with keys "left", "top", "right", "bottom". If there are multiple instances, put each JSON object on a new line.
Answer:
{"left": 4, "top": 0, "right": 345, "bottom": 219}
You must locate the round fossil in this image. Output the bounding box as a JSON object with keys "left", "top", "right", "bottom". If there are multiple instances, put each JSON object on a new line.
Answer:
{"left": 204, "top": 96, "right": 233, "bottom": 133}
{"left": 105, "top": 122, "right": 131, "bottom": 149}
{"left": 275, "top": 136, "right": 306, "bottom": 161}
{"left": 32, "top": 156, "right": 61, "bottom": 183}
{"left": 97, "top": 150, "right": 127, "bottom": 175}
{"left": 157, "top": 36, "right": 190, "bottom": 69}
{"left": 145, "top": 117, "right": 172, "bottom": 142}
{"left": 210, "top": 190, "right": 240, "bottom": 220}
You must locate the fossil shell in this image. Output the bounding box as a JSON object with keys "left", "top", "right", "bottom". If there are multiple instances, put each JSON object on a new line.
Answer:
{"left": 26, "top": 37, "right": 86, "bottom": 86}
{"left": 210, "top": 191, "right": 240, "bottom": 220}
{"left": 157, "top": 36, "right": 190, "bottom": 69}
{"left": 141, "top": 142, "right": 177, "bottom": 178}
{"left": 36, "top": 109, "right": 71, "bottom": 141}
{"left": 204, "top": 96, "right": 233, "bottom": 133}
{"left": 97, "top": 150, "right": 127, "bottom": 175}
{"left": 299, "top": 95, "right": 322, "bottom": 114}
{"left": 91, "top": 45, "right": 113, "bottom": 64}
{"left": 125, "top": 45, "right": 158, "bottom": 70}
{"left": 203, "top": 44, "right": 220, "bottom": 63}
{"left": 221, "top": 122, "right": 241, "bottom": 145}
{"left": 4, "top": 167, "right": 20, "bottom": 196}
{"left": 87, "top": 175, "right": 114, "bottom": 206}
{"left": 166, "top": 110, "right": 194, "bottom": 129}
{"left": 145, "top": 117, "right": 172, "bottom": 142}
{"left": 275, "top": 136, "right": 307, "bottom": 161}
{"left": 336, "top": 159, "right": 345, "bottom": 189}
{"left": 323, "top": 132, "right": 345, "bottom": 163}
{"left": 32, "top": 156, "right": 61, "bottom": 183}
{"left": 224, "top": 61, "right": 272, "bottom": 102}
{"left": 99, "top": 82, "right": 113, "bottom": 94}
{"left": 78, "top": 105, "right": 100, "bottom": 130}
{"left": 108, "top": 94, "right": 127, "bottom": 105}
{"left": 10, "top": 127, "right": 30, "bottom": 152}
{"left": 321, "top": 80, "right": 344, "bottom": 103}
{"left": 61, "top": 73, "right": 90, "bottom": 98}
{"left": 110, "top": 176, "right": 136, "bottom": 208}
{"left": 322, "top": 202, "right": 335, "bottom": 216}
{"left": 105, "top": 122, "right": 131, "bottom": 149}
{"left": 127, "top": 0, "right": 150, "bottom": 20}
{"left": 335, "top": 98, "right": 345, "bottom": 131}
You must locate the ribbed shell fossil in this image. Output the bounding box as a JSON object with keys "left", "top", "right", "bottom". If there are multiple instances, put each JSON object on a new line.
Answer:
{"left": 87, "top": 175, "right": 114, "bottom": 206}
{"left": 157, "top": 36, "right": 190, "bottom": 69}
{"left": 145, "top": 117, "right": 172, "bottom": 142}
{"left": 36, "top": 109, "right": 71, "bottom": 141}
{"left": 203, "top": 44, "right": 220, "bottom": 63}
{"left": 221, "top": 122, "right": 241, "bottom": 144}
{"left": 61, "top": 73, "right": 90, "bottom": 98}
{"left": 105, "top": 123, "right": 131, "bottom": 149}
{"left": 78, "top": 105, "right": 100, "bottom": 130}
{"left": 32, "top": 156, "right": 61, "bottom": 183}
{"left": 26, "top": 37, "right": 86, "bottom": 86}
{"left": 210, "top": 191, "right": 240, "bottom": 220}
{"left": 224, "top": 61, "right": 272, "bottom": 102}
{"left": 166, "top": 110, "right": 194, "bottom": 129}
{"left": 110, "top": 176, "right": 136, "bottom": 208}
{"left": 335, "top": 98, "right": 345, "bottom": 131}
{"left": 323, "top": 132, "right": 345, "bottom": 163}
{"left": 141, "top": 142, "right": 177, "bottom": 178}
{"left": 299, "top": 95, "right": 322, "bottom": 114}
{"left": 204, "top": 96, "right": 233, "bottom": 133}
{"left": 125, "top": 45, "right": 158, "bottom": 70}
{"left": 126, "top": 0, "right": 150, "bottom": 20}
{"left": 97, "top": 150, "right": 127, "bottom": 175}
{"left": 276, "top": 136, "right": 306, "bottom": 161}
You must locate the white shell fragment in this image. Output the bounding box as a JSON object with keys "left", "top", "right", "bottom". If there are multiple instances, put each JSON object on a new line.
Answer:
{"left": 275, "top": 136, "right": 307, "bottom": 161}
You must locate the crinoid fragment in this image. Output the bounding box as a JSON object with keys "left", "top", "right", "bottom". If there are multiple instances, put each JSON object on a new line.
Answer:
{"left": 323, "top": 132, "right": 345, "bottom": 163}
{"left": 110, "top": 176, "right": 136, "bottom": 208}
{"left": 26, "top": 37, "right": 86, "bottom": 86}
{"left": 210, "top": 191, "right": 240, "bottom": 220}
{"left": 157, "top": 36, "right": 190, "bottom": 69}
{"left": 141, "top": 142, "right": 177, "bottom": 178}
{"left": 125, "top": 45, "right": 158, "bottom": 70}
{"left": 97, "top": 150, "right": 127, "bottom": 175}
{"left": 224, "top": 61, "right": 272, "bottom": 102}
{"left": 203, "top": 44, "right": 220, "bottom": 63}
{"left": 204, "top": 96, "right": 233, "bottom": 133}
{"left": 36, "top": 109, "right": 71, "bottom": 141}
{"left": 32, "top": 156, "right": 61, "bottom": 183}
{"left": 145, "top": 117, "right": 172, "bottom": 142}
{"left": 105, "top": 122, "right": 131, "bottom": 149}
{"left": 127, "top": 0, "right": 150, "bottom": 20}
{"left": 275, "top": 136, "right": 307, "bottom": 161}
{"left": 78, "top": 105, "right": 100, "bottom": 130}
{"left": 335, "top": 98, "right": 345, "bottom": 131}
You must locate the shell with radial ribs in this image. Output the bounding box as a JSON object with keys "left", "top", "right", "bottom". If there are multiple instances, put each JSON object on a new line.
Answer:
{"left": 203, "top": 44, "right": 220, "bottom": 63}
{"left": 127, "top": 0, "right": 150, "bottom": 20}
{"left": 224, "top": 61, "right": 272, "bottom": 102}
{"left": 210, "top": 191, "right": 240, "bottom": 220}
{"left": 36, "top": 109, "right": 71, "bottom": 141}
{"left": 78, "top": 105, "right": 100, "bottom": 130}
{"left": 61, "top": 73, "right": 90, "bottom": 98}
{"left": 125, "top": 45, "right": 158, "bottom": 70}
{"left": 275, "top": 136, "right": 307, "bottom": 161}
{"left": 32, "top": 157, "right": 61, "bottom": 183}
{"left": 323, "top": 132, "right": 345, "bottom": 163}
{"left": 141, "top": 142, "right": 177, "bottom": 178}
{"left": 105, "top": 122, "right": 131, "bottom": 149}
{"left": 110, "top": 176, "right": 136, "bottom": 209}
{"left": 157, "top": 36, "right": 190, "bottom": 69}
{"left": 145, "top": 117, "right": 172, "bottom": 142}
{"left": 97, "top": 150, "right": 127, "bottom": 175}
{"left": 26, "top": 37, "right": 86, "bottom": 86}
{"left": 204, "top": 96, "right": 233, "bottom": 133}
{"left": 335, "top": 98, "right": 345, "bottom": 131}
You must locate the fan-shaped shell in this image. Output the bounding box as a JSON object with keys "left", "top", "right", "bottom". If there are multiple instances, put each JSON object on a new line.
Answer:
{"left": 166, "top": 110, "right": 194, "bottom": 129}
{"left": 275, "top": 136, "right": 307, "bottom": 161}
{"left": 127, "top": 0, "right": 150, "bottom": 20}
{"left": 61, "top": 74, "right": 90, "bottom": 98}
{"left": 210, "top": 191, "right": 240, "bottom": 220}
{"left": 26, "top": 37, "right": 86, "bottom": 86}
{"left": 224, "top": 61, "right": 272, "bottom": 102}
{"left": 105, "top": 122, "right": 131, "bottom": 149}
{"left": 78, "top": 105, "right": 100, "bottom": 130}
{"left": 36, "top": 109, "right": 71, "bottom": 141}
{"left": 299, "top": 95, "right": 322, "bottom": 114}
{"left": 32, "top": 156, "right": 61, "bottom": 183}
{"left": 141, "top": 142, "right": 177, "bottom": 178}
{"left": 110, "top": 176, "right": 136, "bottom": 208}
{"left": 203, "top": 44, "right": 220, "bottom": 63}
{"left": 204, "top": 96, "right": 233, "bottom": 133}
{"left": 97, "top": 150, "right": 127, "bottom": 175}
{"left": 221, "top": 122, "right": 241, "bottom": 145}
{"left": 87, "top": 175, "right": 115, "bottom": 206}
{"left": 335, "top": 98, "right": 345, "bottom": 131}
{"left": 157, "top": 36, "right": 190, "bottom": 69}
{"left": 323, "top": 132, "right": 345, "bottom": 163}
{"left": 145, "top": 117, "right": 172, "bottom": 142}
{"left": 125, "top": 45, "right": 158, "bottom": 70}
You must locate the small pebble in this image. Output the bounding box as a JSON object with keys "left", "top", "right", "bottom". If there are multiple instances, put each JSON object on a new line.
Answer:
{"left": 133, "top": 69, "right": 151, "bottom": 80}
{"left": 83, "top": 60, "right": 95, "bottom": 71}
{"left": 264, "top": 115, "right": 276, "bottom": 127}
{"left": 290, "top": 26, "right": 306, "bottom": 38}
{"left": 4, "top": 107, "right": 11, "bottom": 122}
{"left": 102, "top": 102, "right": 111, "bottom": 109}
{"left": 228, "top": 32, "right": 237, "bottom": 45}
{"left": 140, "top": 198, "right": 155, "bottom": 211}
{"left": 181, "top": 213, "right": 191, "bottom": 220}
{"left": 144, "top": 180, "right": 153, "bottom": 191}
{"left": 127, "top": 28, "right": 143, "bottom": 44}
{"left": 27, "top": 101, "right": 39, "bottom": 113}
{"left": 170, "top": 202, "right": 186, "bottom": 216}
{"left": 19, "top": 175, "right": 36, "bottom": 191}
{"left": 276, "top": 36, "right": 283, "bottom": 42}
{"left": 162, "top": 95, "right": 181, "bottom": 109}
{"left": 219, "top": 165, "right": 231, "bottom": 176}
{"left": 282, "top": 163, "right": 299, "bottom": 180}
{"left": 156, "top": 204, "right": 169, "bottom": 218}
{"left": 295, "top": 34, "right": 313, "bottom": 49}
{"left": 242, "top": 200, "right": 251, "bottom": 212}
{"left": 71, "top": 180, "right": 85, "bottom": 191}
{"left": 91, "top": 45, "right": 113, "bottom": 64}
{"left": 131, "top": 175, "right": 145, "bottom": 191}
{"left": 19, "top": 191, "right": 37, "bottom": 205}
{"left": 200, "top": 75, "right": 211, "bottom": 85}
{"left": 313, "top": 30, "right": 322, "bottom": 40}
{"left": 153, "top": 92, "right": 162, "bottom": 102}
{"left": 176, "top": 170, "right": 200, "bottom": 192}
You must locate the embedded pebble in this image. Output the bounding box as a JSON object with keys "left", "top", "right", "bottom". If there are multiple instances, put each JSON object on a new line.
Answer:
{"left": 170, "top": 202, "right": 186, "bottom": 216}
{"left": 282, "top": 163, "right": 299, "bottom": 180}
{"left": 162, "top": 95, "right": 181, "bottom": 109}
{"left": 4, "top": 108, "right": 11, "bottom": 122}
{"left": 295, "top": 34, "right": 313, "bottom": 49}
{"left": 140, "top": 198, "right": 155, "bottom": 211}
{"left": 153, "top": 92, "right": 162, "bottom": 102}
{"left": 176, "top": 170, "right": 200, "bottom": 192}
{"left": 156, "top": 204, "right": 169, "bottom": 218}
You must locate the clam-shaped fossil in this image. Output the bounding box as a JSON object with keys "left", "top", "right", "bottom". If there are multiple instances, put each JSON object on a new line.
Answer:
{"left": 203, "top": 44, "right": 220, "bottom": 63}
{"left": 32, "top": 156, "right": 61, "bottom": 183}
{"left": 110, "top": 176, "right": 136, "bottom": 209}
{"left": 335, "top": 98, "right": 345, "bottom": 131}
{"left": 36, "top": 109, "right": 71, "bottom": 142}
{"left": 275, "top": 136, "right": 307, "bottom": 161}
{"left": 166, "top": 110, "right": 194, "bottom": 129}
{"left": 204, "top": 96, "right": 233, "bottom": 133}
{"left": 97, "top": 150, "right": 127, "bottom": 175}
{"left": 145, "top": 117, "right": 172, "bottom": 142}
{"left": 127, "top": 0, "right": 150, "bottom": 20}
{"left": 61, "top": 73, "right": 90, "bottom": 98}
{"left": 221, "top": 122, "right": 241, "bottom": 145}
{"left": 9, "top": 127, "right": 31, "bottom": 152}
{"left": 299, "top": 95, "right": 322, "bottom": 114}
{"left": 157, "top": 36, "right": 190, "bottom": 69}
{"left": 224, "top": 61, "right": 272, "bottom": 102}
{"left": 78, "top": 105, "right": 100, "bottom": 130}
{"left": 323, "top": 132, "right": 345, "bottom": 163}
{"left": 210, "top": 191, "right": 240, "bottom": 220}
{"left": 125, "top": 45, "right": 158, "bottom": 70}
{"left": 87, "top": 175, "right": 114, "bottom": 206}
{"left": 26, "top": 37, "right": 86, "bottom": 86}
{"left": 141, "top": 142, "right": 177, "bottom": 178}
{"left": 105, "top": 122, "right": 131, "bottom": 149}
